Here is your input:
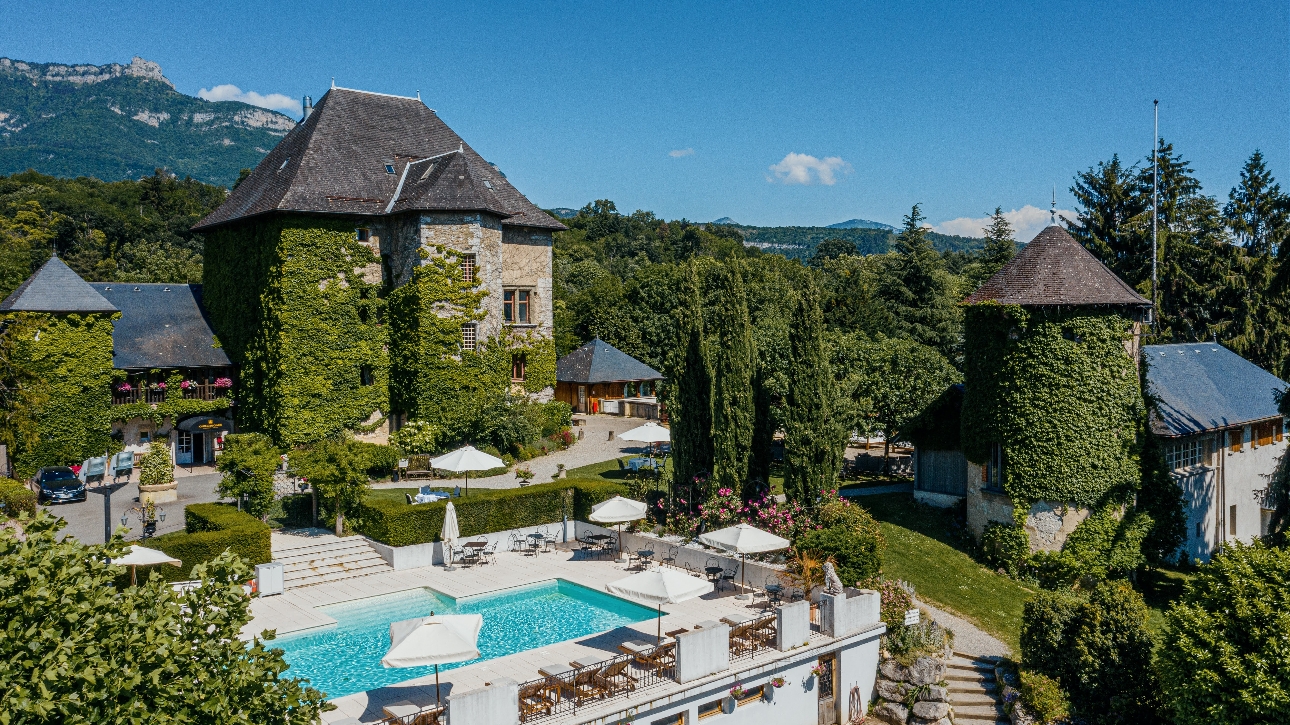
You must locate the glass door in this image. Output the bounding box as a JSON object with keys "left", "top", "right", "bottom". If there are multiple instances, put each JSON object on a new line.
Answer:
{"left": 578, "top": 385, "right": 587, "bottom": 414}
{"left": 176, "top": 431, "right": 193, "bottom": 465}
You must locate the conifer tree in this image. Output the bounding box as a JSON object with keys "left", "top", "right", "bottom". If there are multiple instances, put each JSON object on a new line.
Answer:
{"left": 1225, "top": 150, "right": 1289, "bottom": 256}
{"left": 980, "top": 207, "right": 1017, "bottom": 271}
{"left": 876, "top": 204, "right": 961, "bottom": 359}
{"left": 747, "top": 363, "right": 775, "bottom": 500}
{"left": 707, "top": 262, "right": 755, "bottom": 495}
{"left": 783, "top": 281, "right": 843, "bottom": 502}
{"left": 668, "top": 263, "right": 713, "bottom": 498}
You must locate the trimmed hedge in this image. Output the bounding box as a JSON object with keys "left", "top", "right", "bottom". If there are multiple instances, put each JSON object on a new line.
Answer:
{"left": 356, "top": 480, "right": 628, "bottom": 547}
{"left": 0, "top": 479, "right": 37, "bottom": 518}
{"left": 151, "top": 503, "right": 271, "bottom": 581}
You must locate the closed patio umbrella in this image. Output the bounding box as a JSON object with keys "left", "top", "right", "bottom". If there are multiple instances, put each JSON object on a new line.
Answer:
{"left": 607, "top": 567, "right": 714, "bottom": 644}
{"left": 441, "top": 502, "right": 460, "bottom": 571}
{"left": 697, "top": 523, "right": 790, "bottom": 599}
{"left": 430, "top": 445, "right": 505, "bottom": 496}
{"left": 111, "top": 544, "right": 181, "bottom": 586}
{"left": 383, "top": 613, "right": 483, "bottom": 709}
{"left": 589, "top": 495, "right": 647, "bottom": 562}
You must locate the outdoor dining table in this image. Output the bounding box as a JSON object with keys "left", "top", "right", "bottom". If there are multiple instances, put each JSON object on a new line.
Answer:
{"left": 626, "top": 457, "right": 657, "bottom": 471}
{"left": 633, "top": 550, "right": 655, "bottom": 568}
{"left": 704, "top": 566, "right": 724, "bottom": 582}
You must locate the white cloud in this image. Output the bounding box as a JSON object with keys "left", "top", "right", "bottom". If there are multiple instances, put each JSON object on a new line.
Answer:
{"left": 933, "top": 205, "right": 1075, "bottom": 242}
{"left": 767, "top": 152, "right": 851, "bottom": 185}
{"left": 198, "top": 84, "right": 300, "bottom": 117}
{"left": 669, "top": 148, "right": 694, "bottom": 158}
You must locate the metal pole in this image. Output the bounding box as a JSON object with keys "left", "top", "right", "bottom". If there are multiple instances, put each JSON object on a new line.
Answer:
{"left": 1151, "top": 99, "right": 1159, "bottom": 326}
{"left": 103, "top": 485, "right": 112, "bottom": 544}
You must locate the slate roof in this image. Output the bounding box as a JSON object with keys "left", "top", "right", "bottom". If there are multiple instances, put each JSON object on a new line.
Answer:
{"left": 556, "top": 338, "right": 663, "bottom": 383}
{"left": 193, "top": 87, "right": 565, "bottom": 231}
{"left": 91, "top": 283, "right": 232, "bottom": 369}
{"left": 964, "top": 225, "right": 1150, "bottom": 307}
{"left": 0, "top": 256, "right": 117, "bottom": 314}
{"left": 1144, "top": 342, "right": 1287, "bottom": 437}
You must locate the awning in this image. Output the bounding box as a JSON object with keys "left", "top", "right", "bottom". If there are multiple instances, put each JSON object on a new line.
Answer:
{"left": 176, "top": 415, "right": 233, "bottom": 433}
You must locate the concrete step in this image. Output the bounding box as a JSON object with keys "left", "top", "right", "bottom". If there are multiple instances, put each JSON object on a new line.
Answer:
{"left": 945, "top": 670, "right": 994, "bottom": 683}
{"left": 271, "top": 534, "right": 392, "bottom": 588}
{"left": 949, "top": 682, "right": 999, "bottom": 695}
{"left": 950, "top": 691, "right": 999, "bottom": 706}
{"left": 952, "top": 703, "right": 1008, "bottom": 719}
{"left": 947, "top": 658, "right": 997, "bottom": 673}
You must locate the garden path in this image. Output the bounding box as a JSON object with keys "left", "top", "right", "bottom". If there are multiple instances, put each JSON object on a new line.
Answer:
{"left": 916, "top": 597, "right": 1011, "bottom": 658}
{"left": 369, "top": 414, "right": 653, "bottom": 490}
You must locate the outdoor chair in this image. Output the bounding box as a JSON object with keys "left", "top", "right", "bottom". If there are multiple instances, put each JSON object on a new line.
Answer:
{"left": 719, "top": 568, "right": 737, "bottom": 592}
{"left": 519, "top": 681, "right": 557, "bottom": 720}
{"left": 632, "top": 642, "right": 675, "bottom": 673}
{"left": 594, "top": 658, "right": 638, "bottom": 695}
{"left": 482, "top": 541, "right": 499, "bottom": 564}
{"left": 728, "top": 619, "right": 759, "bottom": 656}
{"left": 570, "top": 667, "right": 608, "bottom": 705}
{"left": 661, "top": 546, "right": 678, "bottom": 569}
{"left": 509, "top": 533, "right": 526, "bottom": 552}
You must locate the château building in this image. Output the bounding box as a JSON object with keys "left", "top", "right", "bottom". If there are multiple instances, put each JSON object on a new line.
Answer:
{"left": 193, "top": 87, "right": 564, "bottom": 445}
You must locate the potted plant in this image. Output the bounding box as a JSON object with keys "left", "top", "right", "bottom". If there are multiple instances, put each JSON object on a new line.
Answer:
{"left": 730, "top": 682, "right": 746, "bottom": 699}
{"left": 770, "top": 676, "right": 785, "bottom": 688}
{"left": 515, "top": 466, "right": 534, "bottom": 483}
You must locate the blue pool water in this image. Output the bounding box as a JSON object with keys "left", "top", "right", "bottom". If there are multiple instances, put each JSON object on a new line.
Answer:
{"left": 274, "top": 580, "right": 657, "bottom": 698}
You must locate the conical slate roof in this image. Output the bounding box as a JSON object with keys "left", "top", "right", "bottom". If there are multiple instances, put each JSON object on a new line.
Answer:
{"left": 193, "top": 87, "right": 565, "bottom": 231}
{"left": 556, "top": 338, "right": 663, "bottom": 383}
{"left": 963, "top": 225, "right": 1150, "bottom": 307}
{"left": 0, "top": 256, "right": 117, "bottom": 314}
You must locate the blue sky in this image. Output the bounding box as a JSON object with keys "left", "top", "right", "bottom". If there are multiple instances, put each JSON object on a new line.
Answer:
{"left": 2, "top": 0, "right": 1286, "bottom": 238}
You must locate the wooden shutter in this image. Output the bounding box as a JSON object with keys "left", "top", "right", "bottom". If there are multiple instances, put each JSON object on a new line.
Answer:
{"left": 1259, "top": 421, "right": 1275, "bottom": 447}
{"left": 1277, "top": 420, "right": 1284, "bottom": 443}
{"left": 1229, "top": 428, "right": 1243, "bottom": 452}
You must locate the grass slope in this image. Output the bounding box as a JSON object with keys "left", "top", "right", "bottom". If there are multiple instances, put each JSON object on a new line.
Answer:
{"left": 857, "top": 493, "right": 1034, "bottom": 652}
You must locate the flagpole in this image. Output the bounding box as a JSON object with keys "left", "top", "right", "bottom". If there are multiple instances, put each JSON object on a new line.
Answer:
{"left": 1151, "top": 100, "right": 1159, "bottom": 328}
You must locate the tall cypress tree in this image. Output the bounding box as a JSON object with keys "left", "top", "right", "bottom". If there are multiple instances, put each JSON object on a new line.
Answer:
{"left": 668, "top": 263, "right": 713, "bottom": 498}
{"left": 708, "top": 261, "right": 754, "bottom": 496}
{"left": 783, "top": 281, "right": 844, "bottom": 502}
{"left": 747, "top": 363, "right": 775, "bottom": 500}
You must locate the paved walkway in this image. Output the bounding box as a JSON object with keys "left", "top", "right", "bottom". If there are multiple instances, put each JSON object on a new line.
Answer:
{"left": 917, "top": 598, "right": 1011, "bottom": 658}
{"left": 371, "top": 415, "right": 656, "bottom": 490}
{"left": 43, "top": 471, "right": 223, "bottom": 545}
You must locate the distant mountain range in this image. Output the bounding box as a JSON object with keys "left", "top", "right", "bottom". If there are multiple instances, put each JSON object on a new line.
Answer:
{"left": 827, "top": 218, "right": 895, "bottom": 231}
{"left": 0, "top": 56, "right": 297, "bottom": 187}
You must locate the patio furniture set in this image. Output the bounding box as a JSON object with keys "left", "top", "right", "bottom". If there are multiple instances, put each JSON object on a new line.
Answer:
{"left": 516, "top": 612, "right": 778, "bottom": 723}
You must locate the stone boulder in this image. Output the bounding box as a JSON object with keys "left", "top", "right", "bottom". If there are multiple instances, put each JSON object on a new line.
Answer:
{"left": 876, "top": 678, "right": 905, "bottom": 702}
{"left": 880, "top": 659, "right": 909, "bottom": 682}
{"left": 871, "top": 701, "right": 909, "bottom": 725}
{"left": 911, "top": 701, "right": 951, "bottom": 720}
{"left": 907, "top": 656, "right": 946, "bottom": 686}
{"left": 917, "top": 684, "right": 949, "bottom": 702}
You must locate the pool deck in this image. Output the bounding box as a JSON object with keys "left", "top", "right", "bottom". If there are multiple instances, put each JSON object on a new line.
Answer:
{"left": 245, "top": 542, "right": 776, "bottom": 723}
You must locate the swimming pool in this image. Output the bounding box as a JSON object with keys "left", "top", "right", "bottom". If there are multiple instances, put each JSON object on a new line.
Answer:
{"left": 274, "top": 580, "right": 657, "bottom": 698}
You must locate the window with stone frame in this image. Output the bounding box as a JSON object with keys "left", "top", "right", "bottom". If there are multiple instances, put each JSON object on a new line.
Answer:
{"left": 1166, "top": 438, "right": 1204, "bottom": 471}
{"left": 460, "top": 254, "right": 476, "bottom": 284}
{"left": 503, "top": 288, "right": 531, "bottom": 324}
{"left": 460, "top": 323, "right": 477, "bottom": 351}
{"left": 981, "top": 443, "right": 1004, "bottom": 490}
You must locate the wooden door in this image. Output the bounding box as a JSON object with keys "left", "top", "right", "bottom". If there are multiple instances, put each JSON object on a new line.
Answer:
{"left": 817, "top": 653, "right": 837, "bottom": 724}
{"left": 176, "top": 431, "right": 193, "bottom": 465}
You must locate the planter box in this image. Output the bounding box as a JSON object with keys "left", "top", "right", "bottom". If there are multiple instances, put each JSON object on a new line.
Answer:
{"left": 139, "top": 481, "right": 177, "bottom": 504}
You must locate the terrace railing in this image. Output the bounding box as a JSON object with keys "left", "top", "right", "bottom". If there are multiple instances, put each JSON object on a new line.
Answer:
{"left": 111, "top": 383, "right": 230, "bottom": 406}
{"left": 180, "top": 383, "right": 230, "bottom": 401}
{"left": 728, "top": 613, "right": 778, "bottom": 664}
{"left": 518, "top": 649, "right": 677, "bottom": 723}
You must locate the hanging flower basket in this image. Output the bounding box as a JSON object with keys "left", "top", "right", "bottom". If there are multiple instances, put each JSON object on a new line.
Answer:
{"left": 213, "top": 377, "right": 233, "bottom": 389}
{"left": 117, "top": 383, "right": 133, "bottom": 392}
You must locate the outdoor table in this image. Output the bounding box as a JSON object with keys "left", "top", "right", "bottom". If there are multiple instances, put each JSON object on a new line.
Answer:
{"left": 704, "top": 566, "right": 724, "bottom": 582}
{"left": 527, "top": 533, "right": 546, "bottom": 555}
{"left": 465, "top": 541, "right": 488, "bottom": 549}
{"left": 626, "top": 457, "right": 656, "bottom": 471}
{"left": 633, "top": 550, "right": 654, "bottom": 568}
{"left": 415, "top": 492, "right": 449, "bottom": 504}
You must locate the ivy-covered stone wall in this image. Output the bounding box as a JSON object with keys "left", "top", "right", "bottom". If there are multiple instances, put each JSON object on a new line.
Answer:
{"left": 203, "top": 215, "right": 389, "bottom": 446}
{"left": 3, "top": 312, "right": 117, "bottom": 478}
{"left": 387, "top": 243, "right": 555, "bottom": 435}
{"left": 961, "top": 303, "right": 1144, "bottom": 510}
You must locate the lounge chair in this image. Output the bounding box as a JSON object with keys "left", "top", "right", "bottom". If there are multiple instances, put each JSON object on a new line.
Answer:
{"left": 594, "top": 658, "right": 638, "bottom": 695}
{"left": 728, "top": 619, "right": 759, "bottom": 656}
{"left": 632, "top": 642, "right": 675, "bottom": 673}
{"left": 519, "top": 681, "right": 557, "bottom": 720}
{"left": 570, "top": 667, "right": 608, "bottom": 705}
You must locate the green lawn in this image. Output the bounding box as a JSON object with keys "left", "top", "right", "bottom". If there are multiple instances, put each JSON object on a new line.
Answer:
{"left": 856, "top": 493, "right": 1035, "bottom": 653}
{"left": 1137, "top": 565, "right": 1195, "bottom": 641}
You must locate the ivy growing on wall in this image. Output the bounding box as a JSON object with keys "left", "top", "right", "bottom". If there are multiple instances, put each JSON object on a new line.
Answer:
{"left": 2, "top": 311, "right": 116, "bottom": 478}
{"left": 108, "top": 370, "right": 230, "bottom": 426}
{"left": 388, "top": 244, "right": 555, "bottom": 439}
{"left": 961, "top": 303, "right": 1144, "bottom": 509}
{"left": 203, "top": 216, "right": 389, "bottom": 446}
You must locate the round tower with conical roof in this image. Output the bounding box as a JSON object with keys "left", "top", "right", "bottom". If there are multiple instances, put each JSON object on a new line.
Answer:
{"left": 960, "top": 222, "right": 1152, "bottom": 551}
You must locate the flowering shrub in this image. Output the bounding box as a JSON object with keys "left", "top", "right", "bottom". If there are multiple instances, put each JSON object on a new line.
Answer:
{"left": 698, "top": 487, "right": 743, "bottom": 530}
{"left": 858, "top": 576, "right": 914, "bottom": 631}
{"left": 745, "top": 494, "right": 817, "bottom": 540}
{"left": 213, "top": 377, "right": 233, "bottom": 389}
{"left": 180, "top": 379, "right": 197, "bottom": 390}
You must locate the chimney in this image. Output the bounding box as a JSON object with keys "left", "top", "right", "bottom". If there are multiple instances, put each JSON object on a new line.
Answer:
{"left": 302, "top": 95, "right": 313, "bottom": 120}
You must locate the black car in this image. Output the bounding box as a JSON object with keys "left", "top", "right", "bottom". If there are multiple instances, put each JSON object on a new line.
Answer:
{"left": 33, "top": 467, "right": 87, "bottom": 504}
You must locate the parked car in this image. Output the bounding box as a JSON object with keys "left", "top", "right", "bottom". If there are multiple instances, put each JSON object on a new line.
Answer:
{"left": 32, "top": 467, "right": 87, "bottom": 504}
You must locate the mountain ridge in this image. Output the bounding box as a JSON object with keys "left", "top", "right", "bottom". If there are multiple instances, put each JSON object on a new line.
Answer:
{"left": 0, "top": 56, "right": 296, "bottom": 186}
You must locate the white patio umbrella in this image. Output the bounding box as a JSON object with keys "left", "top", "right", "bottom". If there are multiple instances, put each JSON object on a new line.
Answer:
{"left": 430, "top": 445, "right": 505, "bottom": 496}
{"left": 111, "top": 545, "right": 181, "bottom": 586}
{"left": 441, "top": 502, "right": 460, "bottom": 571}
{"left": 383, "top": 613, "right": 483, "bottom": 709}
{"left": 589, "top": 495, "right": 648, "bottom": 561}
{"left": 607, "top": 567, "right": 714, "bottom": 644}
{"left": 618, "top": 422, "right": 670, "bottom": 443}
{"left": 697, "top": 523, "right": 791, "bottom": 599}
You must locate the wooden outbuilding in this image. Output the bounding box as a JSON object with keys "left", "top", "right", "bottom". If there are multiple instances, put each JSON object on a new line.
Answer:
{"left": 555, "top": 338, "right": 663, "bottom": 416}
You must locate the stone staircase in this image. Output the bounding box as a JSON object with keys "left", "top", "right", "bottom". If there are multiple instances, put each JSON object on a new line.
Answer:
{"left": 945, "top": 652, "right": 1008, "bottom": 725}
{"left": 272, "top": 532, "right": 393, "bottom": 589}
